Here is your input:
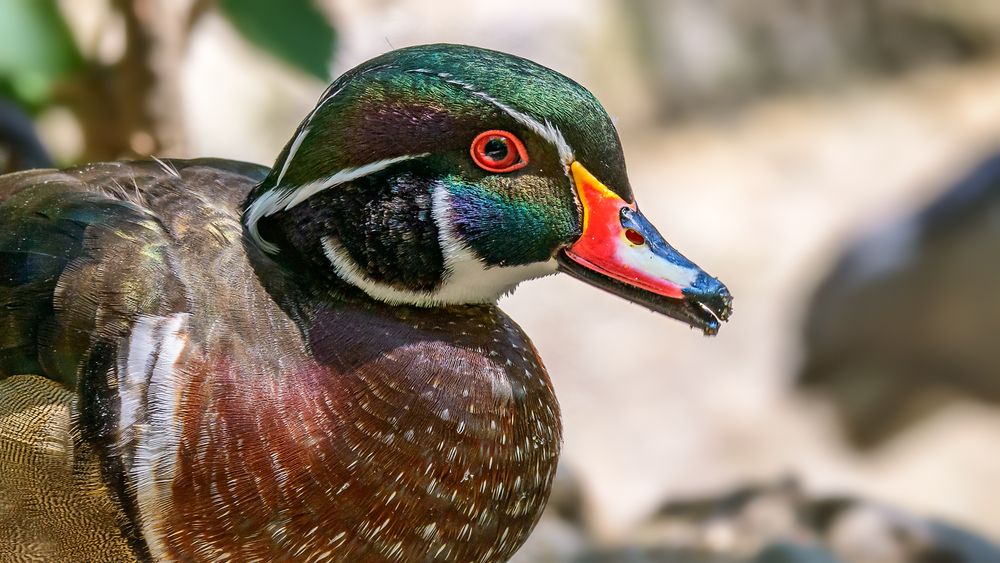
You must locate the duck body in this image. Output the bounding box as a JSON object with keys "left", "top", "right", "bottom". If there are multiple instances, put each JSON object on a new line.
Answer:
{"left": 0, "top": 44, "right": 730, "bottom": 561}
{"left": 0, "top": 158, "right": 559, "bottom": 561}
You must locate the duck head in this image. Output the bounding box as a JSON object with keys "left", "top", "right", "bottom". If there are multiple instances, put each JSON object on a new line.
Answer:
{"left": 244, "top": 44, "right": 732, "bottom": 334}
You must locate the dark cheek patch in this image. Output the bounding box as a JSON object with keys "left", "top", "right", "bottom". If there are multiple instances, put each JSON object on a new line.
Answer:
{"left": 281, "top": 171, "right": 448, "bottom": 293}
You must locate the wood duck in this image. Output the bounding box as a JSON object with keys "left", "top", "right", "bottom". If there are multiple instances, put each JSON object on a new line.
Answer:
{"left": 0, "top": 44, "right": 731, "bottom": 562}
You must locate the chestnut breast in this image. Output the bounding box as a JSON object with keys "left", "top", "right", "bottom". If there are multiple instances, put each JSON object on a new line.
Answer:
{"left": 163, "top": 302, "right": 562, "bottom": 562}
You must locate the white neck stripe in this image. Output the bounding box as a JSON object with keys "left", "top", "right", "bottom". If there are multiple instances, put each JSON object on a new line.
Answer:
{"left": 318, "top": 183, "right": 558, "bottom": 307}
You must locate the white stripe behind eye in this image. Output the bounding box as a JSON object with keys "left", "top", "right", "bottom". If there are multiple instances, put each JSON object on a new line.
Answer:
{"left": 272, "top": 125, "right": 310, "bottom": 188}
{"left": 490, "top": 99, "right": 573, "bottom": 167}
{"left": 247, "top": 68, "right": 577, "bottom": 253}
{"left": 407, "top": 69, "right": 575, "bottom": 166}
{"left": 280, "top": 154, "right": 429, "bottom": 211}
{"left": 245, "top": 153, "right": 428, "bottom": 253}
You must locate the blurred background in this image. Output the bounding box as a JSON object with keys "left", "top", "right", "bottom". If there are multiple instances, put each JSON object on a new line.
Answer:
{"left": 3, "top": 0, "right": 1000, "bottom": 561}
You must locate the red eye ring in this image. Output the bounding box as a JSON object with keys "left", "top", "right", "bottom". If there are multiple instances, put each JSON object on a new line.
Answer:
{"left": 470, "top": 130, "right": 529, "bottom": 173}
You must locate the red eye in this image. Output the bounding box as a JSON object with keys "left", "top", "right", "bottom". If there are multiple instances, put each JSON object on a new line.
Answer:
{"left": 470, "top": 130, "right": 528, "bottom": 173}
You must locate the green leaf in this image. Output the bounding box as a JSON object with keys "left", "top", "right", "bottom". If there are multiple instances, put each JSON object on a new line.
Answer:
{"left": 218, "top": 0, "right": 335, "bottom": 81}
{"left": 0, "top": 0, "right": 82, "bottom": 105}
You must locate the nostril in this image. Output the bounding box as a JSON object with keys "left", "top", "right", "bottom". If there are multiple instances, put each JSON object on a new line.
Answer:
{"left": 624, "top": 228, "right": 645, "bottom": 246}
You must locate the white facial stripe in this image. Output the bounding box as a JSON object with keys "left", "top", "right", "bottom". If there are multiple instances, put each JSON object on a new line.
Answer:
{"left": 407, "top": 69, "right": 575, "bottom": 166}
{"left": 320, "top": 183, "right": 558, "bottom": 307}
{"left": 431, "top": 184, "right": 559, "bottom": 301}
{"left": 120, "top": 313, "right": 190, "bottom": 561}
{"left": 322, "top": 236, "right": 556, "bottom": 307}
{"left": 282, "top": 154, "right": 428, "bottom": 211}
{"left": 308, "top": 62, "right": 393, "bottom": 121}
{"left": 322, "top": 236, "right": 427, "bottom": 305}
{"left": 249, "top": 67, "right": 578, "bottom": 254}
{"left": 431, "top": 182, "right": 467, "bottom": 266}
{"left": 245, "top": 153, "right": 427, "bottom": 253}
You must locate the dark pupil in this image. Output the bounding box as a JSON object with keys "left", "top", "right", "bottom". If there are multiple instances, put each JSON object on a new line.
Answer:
{"left": 483, "top": 137, "right": 509, "bottom": 161}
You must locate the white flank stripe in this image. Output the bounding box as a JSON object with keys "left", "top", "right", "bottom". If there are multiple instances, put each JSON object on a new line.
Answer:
{"left": 129, "top": 313, "right": 190, "bottom": 560}
{"left": 116, "top": 317, "right": 159, "bottom": 469}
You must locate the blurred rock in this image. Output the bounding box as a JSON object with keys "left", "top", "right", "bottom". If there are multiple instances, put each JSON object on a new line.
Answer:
{"left": 577, "top": 547, "right": 746, "bottom": 563}
{"left": 548, "top": 459, "right": 590, "bottom": 528}
{"left": 753, "top": 543, "right": 838, "bottom": 563}
{"left": 511, "top": 516, "right": 590, "bottom": 563}
{"left": 614, "top": 478, "right": 1000, "bottom": 563}
{"left": 808, "top": 495, "right": 1000, "bottom": 563}
{"left": 799, "top": 151, "right": 1000, "bottom": 447}
{"left": 516, "top": 471, "right": 1000, "bottom": 562}
{"left": 625, "top": 0, "right": 1000, "bottom": 116}
{"left": 0, "top": 99, "right": 51, "bottom": 173}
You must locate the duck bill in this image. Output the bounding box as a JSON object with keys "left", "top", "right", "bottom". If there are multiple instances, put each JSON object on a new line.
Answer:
{"left": 557, "top": 162, "right": 733, "bottom": 335}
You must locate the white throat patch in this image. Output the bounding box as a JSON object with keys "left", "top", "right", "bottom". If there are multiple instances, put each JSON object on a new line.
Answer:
{"left": 322, "top": 183, "right": 557, "bottom": 307}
